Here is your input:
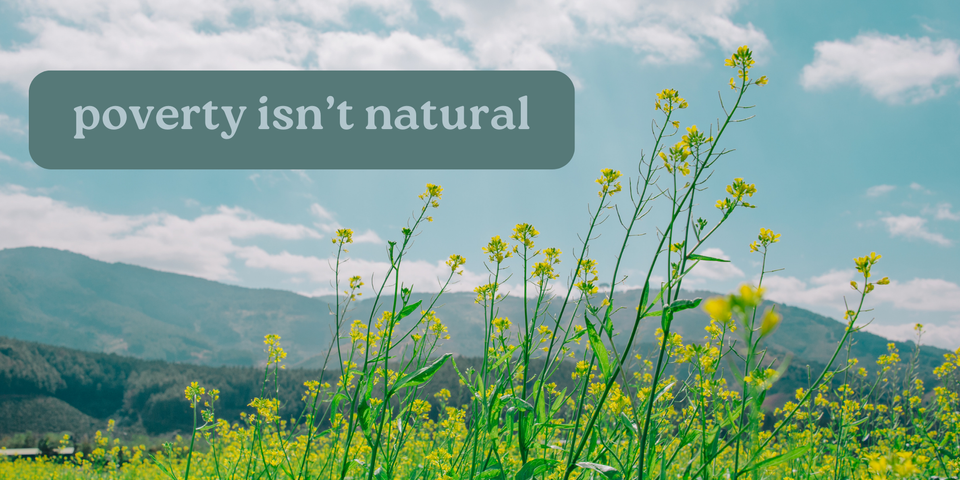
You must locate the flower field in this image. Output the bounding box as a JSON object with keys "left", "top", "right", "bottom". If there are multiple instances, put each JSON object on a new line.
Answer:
{"left": 3, "top": 46, "right": 958, "bottom": 480}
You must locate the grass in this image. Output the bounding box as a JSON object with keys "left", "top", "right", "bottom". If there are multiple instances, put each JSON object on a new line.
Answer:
{"left": 3, "top": 45, "right": 958, "bottom": 480}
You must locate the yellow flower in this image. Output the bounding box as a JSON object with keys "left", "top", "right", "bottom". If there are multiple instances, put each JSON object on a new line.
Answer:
{"left": 759, "top": 307, "right": 781, "bottom": 338}
{"left": 248, "top": 397, "right": 280, "bottom": 423}
{"left": 854, "top": 252, "right": 881, "bottom": 278}
{"left": 434, "top": 388, "right": 451, "bottom": 404}
{"left": 703, "top": 297, "right": 732, "bottom": 324}
{"left": 446, "top": 254, "right": 466, "bottom": 273}
{"left": 596, "top": 168, "right": 622, "bottom": 197}
{"left": 511, "top": 223, "right": 539, "bottom": 249}
{"left": 654, "top": 88, "right": 688, "bottom": 113}
{"left": 420, "top": 183, "right": 443, "bottom": 200}
{"left": 736, "top": 284, "right": 765, "bottom": 307}
{"left": 483, "top": 236, "right": 512, "bottom": 263}
{"left": 332, "top": 228, "right": 354, "bottom": 245}
{"left": 184, "top": 382, "right": 205, "bottom": 407}
{"left": 264, "top": 334, "right": 287, "bottom": 368}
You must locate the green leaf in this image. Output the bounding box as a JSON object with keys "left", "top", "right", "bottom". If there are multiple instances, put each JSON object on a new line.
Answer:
{"left": 477, "top": 468, "right": 504, "bottom": 479}
{"left": 639, "top": 281, "right": 649, "bottom": 312}
{"left": 687, "top": 253, "right": 730, "bottom": 262}
{"left": 740, "top": 445, "right": 811, "bottom": 474}
{"left": 534, "top": 423, "right": 575, "bottom": 430}
{"left": 357, "top": 397, "right": 373, "bottom": 434}
{"left": 618, "top": 413, "right": 638, "bottom": 437}
{"left": 515, "top": 459, "right": 559, "bottom": 480}
{"left": 844, "top": 417, "right": 868, "bottom": 428}
{"left": 584, "top": 316, "right": 611, "bottom": 379}
{"left": 576, "top": 462, "right": 622, "bottom": 480}
{"left": 660, "top": 309, "right": 674, "bottom": 332}
{"left": 652, "top": 381, "right": 676, "bottom": 405}
{"left": 499, "top": 395, "right": 534, "bottom": 412}
{"left": 395, "top": 300, "right": 422, "bottom": 322}
{"left": 329, "top": 393, "right": 348, "bottom": 419}
{"left": 491, "top": 345, "right": 518, "bottom": 370}
{"left": 549, "top": 389, "right": 566, "bottom": 417}
{"left": 603, "top": 306, "right": 615, "bottom": 337}
{"left": 668, "top": 298, "right": 702, "bottom": 313}
{"left": 388, "top": 353, "right": 452, "bottom": 397}
{"left": 536, "top": 385, "right": 547, "bottom": 423}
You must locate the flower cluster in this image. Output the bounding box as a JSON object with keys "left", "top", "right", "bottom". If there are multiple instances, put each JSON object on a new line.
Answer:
{"left": 483, "top": 235, "right": 512, "bottom": 263}
{"left": 264, "top": 334, "right": 287, "bottom": 369}
{"left": 749, "top": 227, "right": 781, "bottom": 252}
{"left": 511, "top": 223, "right": 538, "bottom": 251}
{"left": 596, "top": 168, "right": 622, "bottom": 197}
{"left": 715, "top": 177, "right": 757, "bottom": 213}
{"left": 446, "top": 254, "right": 466, "bottom": 274}
{"left": 654, "top": 88, "right": 688, "bottom": 113}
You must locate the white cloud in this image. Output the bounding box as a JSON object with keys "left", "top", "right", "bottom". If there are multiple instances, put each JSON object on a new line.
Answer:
{"left": 683, "top": 247, "right": 744, "bottom": 283}
{"left": 311, "top": 203, "right": 335, "bottom": 221}
{"left": 291, "top": 170, "right": 313, "bottom": 184}
{"left": 934, "top": 203, "right": 960, "bottom": 221}
{"left": 911, "top": 182, "right": 933, "bottom": 194}
{"left": 800, "top": 33, "right": 960, "bottom": 104}
{"left": 765, "top": 269, "right": 960, "bottom": 338}
{"left": 0, "top": 186, "right": 321, "bottom": 281}
{"left": 429, "top": 0, "right": 769, "bottom": 68}
{"left": 873, "top": 277, "right": 960, "bottom": 311}
{"left": 0, "top": 0, "right": 767, "bottom": 92}
{"left": 0, "top": 0, "right": 457, "bottom": 93}
{"left": 0, "top": 17, "right": 314, "bottom": 93}
{"left": 0, "top": 186, "right": 490, "bottom": 296}
{"left": 881, "top": 214, "right": 951, "bottom": 246}
{"left": 235, "top": 246, "right": 488, "bottom": 296}
{"left": 865, "top": 184, "right": 896, "bottom": 197}
{"left": 864, "top": 321, "right": 960, "bottom": 350}
{"left": 309, "top": 202, "right": 383, "bottom": 244}
{"left": 763, "top": 269, "right": 854, "bottom": 311}
{"left": 314, "top": 31, "right": 474, "bottom": 70}
{"left": 0, "top": 114, "right": 27, "bottom": 136}
{"left": 0, "top": 150, "right": 38, "bottom": 169}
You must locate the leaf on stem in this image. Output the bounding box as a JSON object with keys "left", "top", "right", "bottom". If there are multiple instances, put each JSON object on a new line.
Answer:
{"left": 739, "top": 445, "right": 811, "bottom": 474}
{"left": 584, "top": 316, "right": 611, "bottom": 379}
{"left": 687, "top": 253, "right": 730, "bottom": 262}
{"left": 387, "top": 353, "right": 452, "bottom": 397}
{"left": 575, "top": 462, "right": 623, "bottom": 480}
{"left": 515, "top": 459, "right": 559, "bottom": 480}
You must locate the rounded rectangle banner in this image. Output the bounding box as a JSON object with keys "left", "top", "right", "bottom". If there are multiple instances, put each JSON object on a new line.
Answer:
{"left": 29, "top": 71, "right": 575, "bottom": 169}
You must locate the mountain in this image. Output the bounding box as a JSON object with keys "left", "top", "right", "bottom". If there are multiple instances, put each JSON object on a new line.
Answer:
{"left": 0, "top": 247, "right": 335, "bottom": 365}
{"left": 0, "top": 246, "right": 948, "bottom": 377}
{"left": 310, "top": 286, "right": 947, "bottom": 375}
{"left": 0, "top": 246, "right": 952, "bottom": 438}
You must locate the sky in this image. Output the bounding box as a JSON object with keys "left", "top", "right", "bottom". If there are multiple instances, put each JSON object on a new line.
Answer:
{"left": 0, "top": 0, "right": 959, "bottom": 348}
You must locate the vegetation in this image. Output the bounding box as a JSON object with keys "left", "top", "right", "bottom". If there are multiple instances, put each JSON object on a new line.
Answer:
{"left": 4, "top": 46, "right": 960, "bottom": 480}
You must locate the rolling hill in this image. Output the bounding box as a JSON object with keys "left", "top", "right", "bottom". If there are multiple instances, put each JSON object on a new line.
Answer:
{"left": 0, "top": 246, "right": 947, "bottom": 375}
{"left": 0, "top": 246, "right": 953, "bottom": 438}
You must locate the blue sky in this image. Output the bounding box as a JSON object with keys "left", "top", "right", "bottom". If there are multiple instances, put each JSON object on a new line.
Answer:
{"left": 0, "top": 0, "right": 959, "bottom": 347}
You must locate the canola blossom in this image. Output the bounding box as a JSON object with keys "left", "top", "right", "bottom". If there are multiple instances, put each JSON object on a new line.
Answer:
{"left": 4, "top": 46, "right": 955, "bottom": 480}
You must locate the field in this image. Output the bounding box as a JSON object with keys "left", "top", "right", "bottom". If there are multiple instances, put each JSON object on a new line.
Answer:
{"left": 3, "top": 46, "right": 959, "bottom": 480}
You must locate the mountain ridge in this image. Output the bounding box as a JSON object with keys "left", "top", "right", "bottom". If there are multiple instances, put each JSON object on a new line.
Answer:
{"left": 0, "top": 246, "right": 948, "bottom": 373}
